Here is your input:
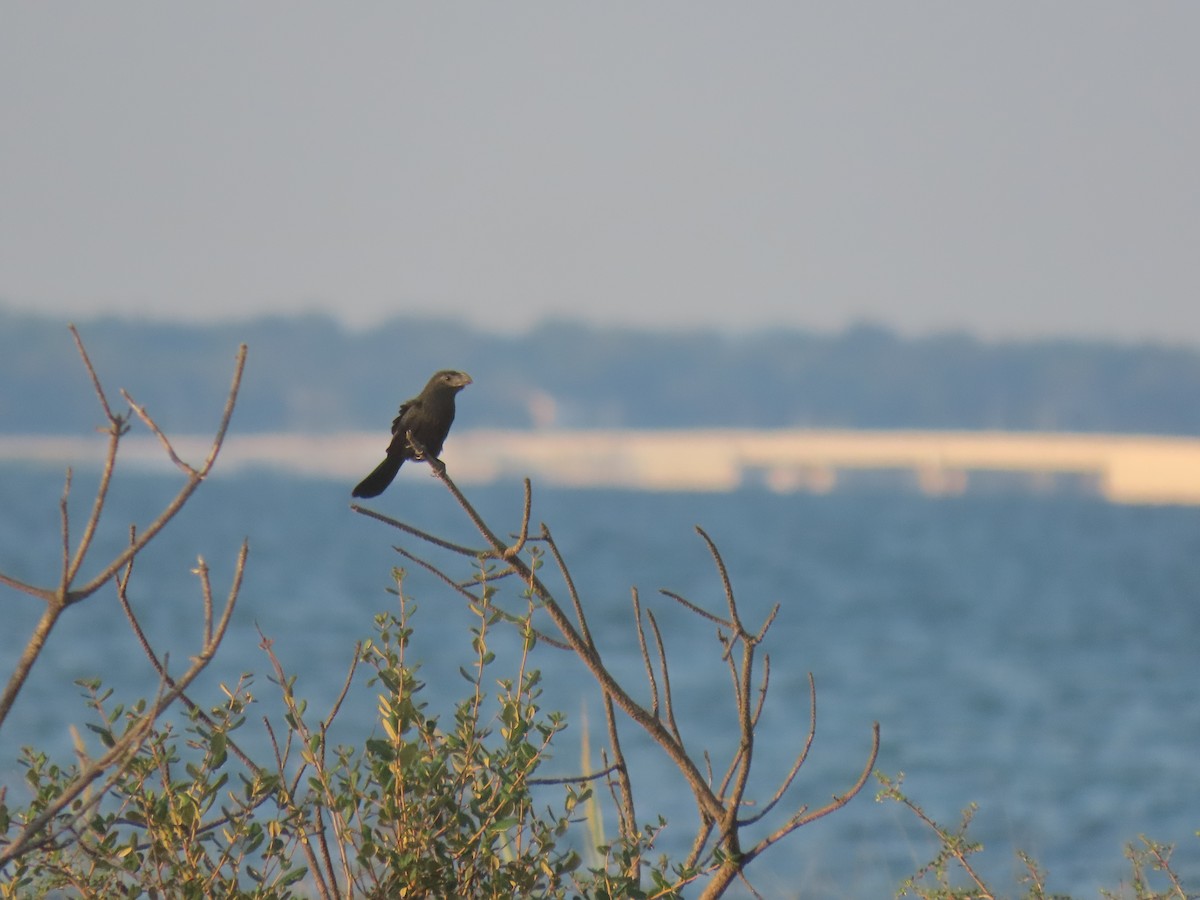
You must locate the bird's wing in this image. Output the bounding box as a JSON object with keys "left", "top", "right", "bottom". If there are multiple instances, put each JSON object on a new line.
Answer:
{"left": 390, "top": 397, "right": 421, "bottom": 435}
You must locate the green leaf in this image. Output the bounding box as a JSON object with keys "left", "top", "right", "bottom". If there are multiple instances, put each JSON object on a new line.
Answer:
{"left": 279, "top": 866, "right": 309, "bottom": 886}
{"left": 365, "top": 738, "right": 396, "bottom": 761}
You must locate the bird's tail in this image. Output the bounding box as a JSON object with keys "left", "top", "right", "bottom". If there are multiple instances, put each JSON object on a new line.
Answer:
{"left": 351, "top": 456, "right": 403, "bottom": 498}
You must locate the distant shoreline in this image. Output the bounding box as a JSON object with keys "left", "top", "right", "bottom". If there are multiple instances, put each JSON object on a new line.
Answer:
{"left": 5, "top": 428, "right": 1200, "bottom": 506}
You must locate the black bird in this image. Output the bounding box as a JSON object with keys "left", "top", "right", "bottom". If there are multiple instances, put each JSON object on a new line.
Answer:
{"left": 351, "top": 369, "right": 473, "bottom": 498}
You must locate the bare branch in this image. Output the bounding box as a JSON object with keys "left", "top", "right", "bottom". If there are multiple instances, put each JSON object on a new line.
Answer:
{"left": 631, "top": 587, "right": 660, "bottom": 718}
{"left": 502, "top": 477, "right": 533, "bottom": 559}
{"left": 694, "top": 721, "right": 878, "bottom": 900}
{"left": 66, "top": 386, "right": 127, "bottom": 587}
{"left": 645, "top": 609, "right": 683, "bottom": 746}
{"left": 58, "top": 469, "right": 72, "bottom": 596}
{"left": 740, "top": 672, "right": 815, "bottom": 828}
{"left": 753, "top": 604, "right": 780, "bottom": 644}
{"left": 117, "top": 536, "right": 261, "bottom": 773}
{"left": 719, "top": 633, "right": 757, "bottom": 848}
{"left": 0, "top": 568, "right": 47, "bottom": 600}
{"left": 120, "top": 344, "right": 241, "bottom": 480}
{"left": 696, "top": 526, "right": 744, "bottom": 637}
{"left": 323, "top": 644, "right": 360, "bottom": 735}
{"left": 352, "top": 504, "right": 485, "bottom": 556}
{"left": 542, "top": 523, "right": 595, "bottom": 647}
{"left": 390, "top": 543, "right": 571, "bottom": 651}
{"left": 3, "top": 332, "right": 246, "bottom": 730}
{"left": 528, "top": 762, "right": 622, "bottom": 786}
{"left": 601, "top": 690, "right": 637, "bottom": 844}
{"left": 0, "top": 605, "right": 67, "bottom": 732}
{"left": 312, "top": 803, "right": 344, "bottom": 900}
{"left": 658, "top": 588, "right": 731, "bottom": 630}
{"left": 68, "top": 323, "right": 121, "bottom": 424}
{"left": 784, "top": 720, "right": 880, "bottom": 832}
{"left": 750, "top": 653, "right": 771, "bottom": 731}
{"left": 71, "top": 343, "right": 247, "bottom": 601}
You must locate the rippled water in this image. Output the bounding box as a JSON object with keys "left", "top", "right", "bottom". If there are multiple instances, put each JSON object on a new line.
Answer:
{"left": 2, "top": 462, "right": 1198, "bottom": 896}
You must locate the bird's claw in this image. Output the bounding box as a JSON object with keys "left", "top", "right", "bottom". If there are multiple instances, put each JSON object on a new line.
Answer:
{"left": 406, "top": 430, "right": 446, "bottom": 475}
{"left": 406, "top": 430, "right": 427, "bottom": 459}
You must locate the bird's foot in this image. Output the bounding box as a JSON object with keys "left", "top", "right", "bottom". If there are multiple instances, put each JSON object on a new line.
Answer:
{"left": 405, "top": 431, "right": 446, "bottom": 476}
{"left": 406, "top": 431, "right": 429, "bottom": 459}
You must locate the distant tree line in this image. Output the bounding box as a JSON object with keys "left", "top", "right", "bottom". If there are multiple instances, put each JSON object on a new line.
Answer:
{"left": 3, "top": 304, "right": 1200, "bottom": 435}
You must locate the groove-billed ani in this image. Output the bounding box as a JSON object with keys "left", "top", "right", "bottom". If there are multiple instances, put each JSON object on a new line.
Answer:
{"left": 351, "top": 369, "right": 473, "bottom": 498}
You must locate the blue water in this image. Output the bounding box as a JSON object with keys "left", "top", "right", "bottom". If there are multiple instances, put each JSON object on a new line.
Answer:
{"left": 2, "top": 461, "right": 1198, "bottom": 897}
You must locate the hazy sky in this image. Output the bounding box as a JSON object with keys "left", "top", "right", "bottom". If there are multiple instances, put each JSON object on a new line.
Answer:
{"left": 2, "top": 4, "right": 1198, "bottom": 343}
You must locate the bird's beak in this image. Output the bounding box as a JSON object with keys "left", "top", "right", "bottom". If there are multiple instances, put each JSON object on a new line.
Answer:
{"left": 457, "top": 372, "right": 473, "bottom": 387}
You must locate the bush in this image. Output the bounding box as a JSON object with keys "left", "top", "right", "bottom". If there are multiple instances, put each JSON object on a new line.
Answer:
{"left": 0, "top": 330, "right": 878, "bottom": 899}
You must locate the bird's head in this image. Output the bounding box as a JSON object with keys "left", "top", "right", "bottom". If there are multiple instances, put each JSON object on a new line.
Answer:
{"left": 431, "top": 369, "right": 473, "bottom": 392}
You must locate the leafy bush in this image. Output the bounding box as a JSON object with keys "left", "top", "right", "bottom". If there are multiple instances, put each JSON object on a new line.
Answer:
{"left": 0, "top": 330, "right": 877, "bottom": 898}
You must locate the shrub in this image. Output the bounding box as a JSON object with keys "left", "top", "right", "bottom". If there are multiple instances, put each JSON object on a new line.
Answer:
{"left": 0, "top": 330, "right": 878, "bottom": 898}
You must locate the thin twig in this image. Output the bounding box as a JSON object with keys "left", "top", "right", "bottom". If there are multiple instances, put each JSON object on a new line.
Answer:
{"left": 352, "top": 504, "right": 484, "bottom": 556}
{"left": 781, "top": 720, "right": 880, "bottom": 832}
{"left": 0, "top": 605, "right": 66, "bottom": 729}
{"left": 750, "top": 653, "right": 771, "bottom": 730}
{"left": 740, "top": 672, "right": 816, "bottom": 827}
{"left": 659, "top": 589, "right": 731, "bottom": 629}
{"left": 543, "top": 523, "right": 595, "bottom": 647}
{"left": 391, "top": 543, "right": 571, "bottom": 651}
{"left": 68, "top": 323, "right": 118, "bottom": 422}
{"left": 645, "top": 609, "right": 683, "bottom": 746}
{"left": 528, "top": 762, "right": 622, "bottom": 786}
{"left": 58, "top": 470, "right": 72, "bottom": 597}
{"left": 631, "top": 588, "right": 660, "bottom": 718}
{"left": 323, "top": 644, "right": 361, "bottom": 736}
{"left": 0, "top": 568, "right": 46, "bottom": 599}
{"left": 502, "top": 478, "right": 533, "bottom": 559}
{"left": 117, "top": 536, "right": 260, "bottom": 772}
{"left": 71, "top": 344, "right": 246, "bottom": 601}
{"left": 601, "top": 689, "right": 637, "bottom": 845}
{"left": 696, "top": 526, "right": 744, "bottom": 636}
{"left": 718, "top": 626, "right": 757, "bottom": 853}
{"left": 66, "top": 397, "right": 126, "bottom": 586}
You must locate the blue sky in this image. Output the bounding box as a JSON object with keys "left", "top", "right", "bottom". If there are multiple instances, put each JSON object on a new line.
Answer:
{"left": 2, "top": 4, "right": 1198, "bottom": 343}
